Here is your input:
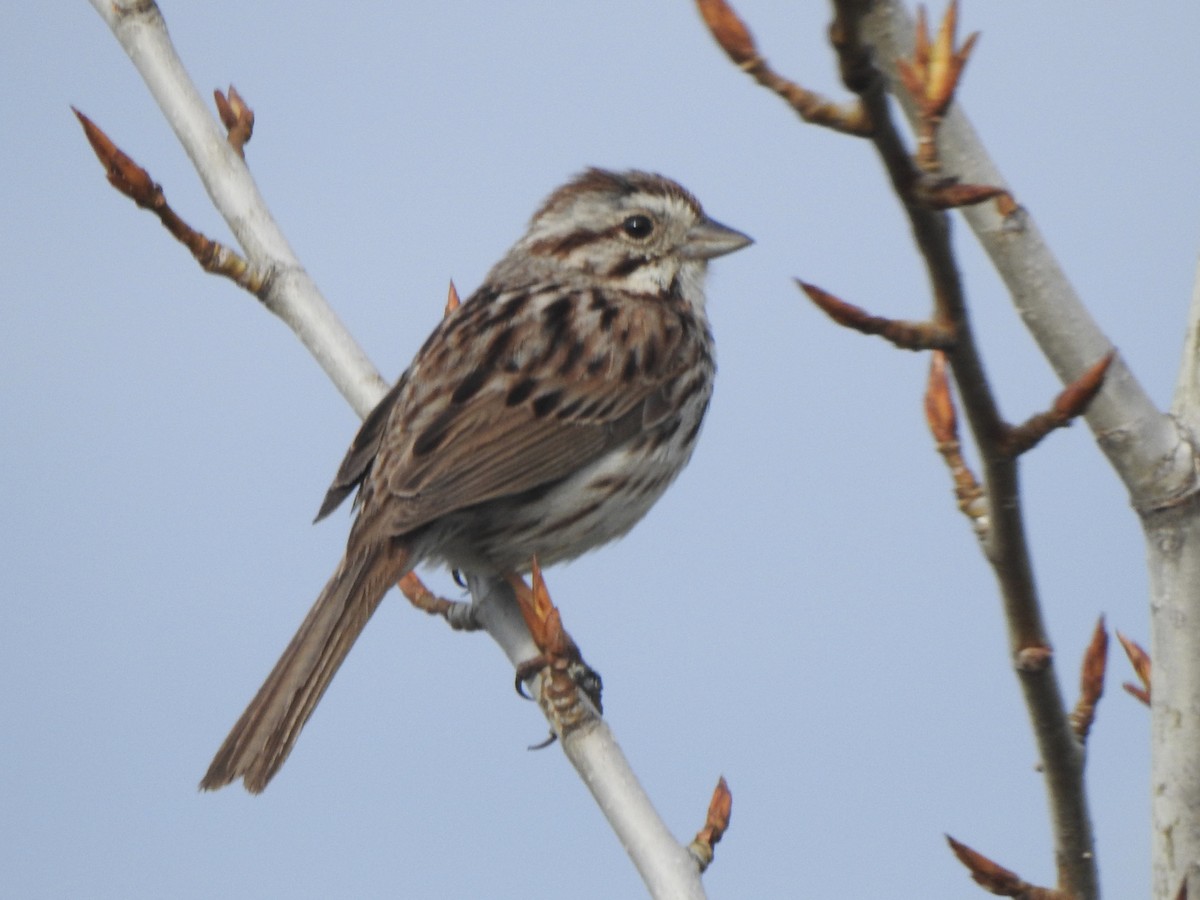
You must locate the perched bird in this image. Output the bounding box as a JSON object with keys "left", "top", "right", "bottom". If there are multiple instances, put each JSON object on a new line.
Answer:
{"left": 201, "top": 169, "right": 751, "bottom": 793}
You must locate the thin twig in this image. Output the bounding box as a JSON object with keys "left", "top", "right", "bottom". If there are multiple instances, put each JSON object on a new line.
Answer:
{"left": 945, "top": 835, "right": 1065, "bottom": 899}
{"left": 694, "top": 0, "right": 871, "bottom": 136}
{"left": 798, "top": 280, "right": 956, "bottom": 350}
{"left": 74, "top": 109, "right": 267, "bottom": 292}
{"left": 86, "top": 0, "right": 386, "bottom": 418}
{"left": 1003, "top": 352, "right": 1114, "bottom": 457}
{"left": 827, "top": 3, "right": 1097, "bottom": 895}
{"left": 924, "top": 351, "right": 989, "bottom": 536}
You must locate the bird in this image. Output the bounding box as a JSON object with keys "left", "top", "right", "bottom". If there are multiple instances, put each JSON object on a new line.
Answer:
{"left": 200, "top": 168, "right": 752, "bottom": 793}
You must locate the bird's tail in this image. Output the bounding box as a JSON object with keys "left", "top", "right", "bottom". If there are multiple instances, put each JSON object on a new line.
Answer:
{"left": 200, "top": 540, "right": 410, "bottom": 793}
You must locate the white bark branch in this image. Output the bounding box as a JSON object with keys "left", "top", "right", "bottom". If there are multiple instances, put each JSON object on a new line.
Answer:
{"left": 860, "top": 0, "right": 1187, "bottom": 508}
{"left": 1171, "top": 251, "right": 1200, "bottom": 431}
{"left": 88, "top": 2, "right": 707, "bottom": 896}
{"left": 1149, "top": 248, "right": 1200, "bottom": 900}
{"left": 859, "top": 4, "right": 1200, "bottom": 896}
{"left": 88, "top": 0, "right": 385, "bottom": 417}
{"left": 470, "top": 577, "right": 706, "bottom": 900}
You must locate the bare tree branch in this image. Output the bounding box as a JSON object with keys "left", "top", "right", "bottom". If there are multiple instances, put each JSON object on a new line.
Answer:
{"left": 945, "top": 835, "right": 1065, "bottom": 899}
{"left": 854, "top": 4, "right": 1200, "bottom": 896}
{"left": 695, "top": 0, "right": 871, "bottom": 135}
{"left": 87, "top": 2, "right": 712, "bottom": 896}
{"left": 858, "top": 0, "right": 1187, "bottom": 507}
{"left": 830, "top": 5, "right": 1099, "bottom": 892}
{"left": 700, "top": 1, "right": 1105, "bottom": 894}
{"left": 87, "top": 0, "right": 385, "bottom": 418}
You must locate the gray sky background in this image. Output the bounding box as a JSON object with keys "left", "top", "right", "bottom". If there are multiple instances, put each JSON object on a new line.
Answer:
{"left": 4, "top": 3, "right": 1196, "bottom": 897}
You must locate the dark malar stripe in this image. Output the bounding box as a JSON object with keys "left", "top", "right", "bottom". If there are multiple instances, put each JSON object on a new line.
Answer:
{"left": 606, "top": 255, "right": 653, "bottom": 279}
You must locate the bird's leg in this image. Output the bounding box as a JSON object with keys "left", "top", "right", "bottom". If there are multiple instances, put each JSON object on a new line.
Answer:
{"left": 505, "top": 568, "right": 604, "bottom": 716}
{"left": 397, "top": 571, "right": 481, "bottom": 631}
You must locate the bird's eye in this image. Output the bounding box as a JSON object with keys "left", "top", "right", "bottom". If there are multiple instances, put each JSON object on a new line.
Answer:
{"left": 621, "top": 214, "right": 654, "bottom": 240}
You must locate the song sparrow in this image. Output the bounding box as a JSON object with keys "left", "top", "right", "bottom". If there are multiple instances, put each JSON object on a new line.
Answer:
{"left": 201, "top": 169, "right": 751, "bottom": 793}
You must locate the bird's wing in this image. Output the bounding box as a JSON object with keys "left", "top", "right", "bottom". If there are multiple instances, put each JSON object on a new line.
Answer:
{"left": 369, "top": 358, "right": 680, "bottom": 535}
{"left": 317, "top": 285, "right": 704, "bottom": 536}
{"left": 315, "top": 374, "right": 409, "bottom": 522}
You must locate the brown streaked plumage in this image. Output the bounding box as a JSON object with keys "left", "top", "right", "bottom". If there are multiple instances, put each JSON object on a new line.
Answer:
{"left": 201, "top": 169, "right": 751, "bottom": 793}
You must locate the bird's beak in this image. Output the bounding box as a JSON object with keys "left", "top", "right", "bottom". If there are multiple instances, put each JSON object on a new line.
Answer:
{"left": 681, "top": 216, "right": 753, "bottom": 260}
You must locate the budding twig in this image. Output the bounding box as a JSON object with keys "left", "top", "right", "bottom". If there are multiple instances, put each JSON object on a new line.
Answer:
{"left": 1069, "top": 617, "right": 1108, "bottom": 742}
{"left": 444, "top": 280, "right": 461, "bottom": 316}
{"left": 895, "top": 1, "right": 978, "bottom": 172}
{"left": 688, "top": 776, "right": 733, "bottom": 872}
{"left": 1116, "top": 630, "right": 1151, "bottom": 706}
{"left": 73, "top": 108, "right": 268, "bottom": 294}
{"left": 946, "top": 835, "right": 1064, "bottom": 899}
{"left": 912, "top": 176, "right": 1008, "bottom": 211}
{"left": 888, "top": 3, "right": 1018, "bottom": 217}
{"left": 213, "top": 85, "right": 254, "bottom": 157}
{"left": 1003, "top": 353, "right": 1114, "bottom": 457}
{"left": 924, "top": 352, "right": 988, "bottom": 535}
{"left": 798, "top": 280, "right": 955, "bottom": 351}
{"left": 819, "top": 6, "right": 1100, "bottom": 895}
{"left": 695, "top": 0, "right": 871, "bottom": 136}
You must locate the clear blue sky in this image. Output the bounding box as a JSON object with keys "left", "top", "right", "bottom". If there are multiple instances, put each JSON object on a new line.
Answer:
{"left": 4, "top": 2, "right": 1196, "bottom": 897}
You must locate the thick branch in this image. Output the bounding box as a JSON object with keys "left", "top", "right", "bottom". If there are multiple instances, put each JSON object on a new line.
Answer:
{"left": 858, "top": 0, "right": 1190, "bottom": 513}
